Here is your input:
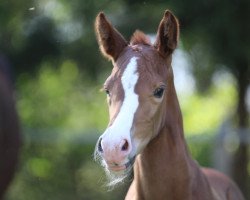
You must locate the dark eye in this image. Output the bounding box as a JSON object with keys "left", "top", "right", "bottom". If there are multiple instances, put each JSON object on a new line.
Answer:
{"left": 153, "top": 87, "right": 165, "bottom": 98}
{"left": 105, "top": 89, "right": 110, "bottom": 96}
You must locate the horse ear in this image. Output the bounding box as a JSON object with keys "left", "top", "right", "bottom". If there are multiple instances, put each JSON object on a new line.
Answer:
{"left": 154, "top": 10, "right": 179, "bottom": 57}
{"left": 95, "top": 12, "right": 128, "bottom": 61}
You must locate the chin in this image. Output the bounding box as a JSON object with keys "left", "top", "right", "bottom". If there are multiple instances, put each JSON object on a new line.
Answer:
{"left": 102, "top": 159, "right": 135, "bottom": 188}
{"left": 104, "top": 165, "right": 132, "bottom": 188}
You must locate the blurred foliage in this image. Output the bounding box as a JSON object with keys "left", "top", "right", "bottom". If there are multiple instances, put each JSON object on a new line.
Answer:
{"left": 0, "top": 0, "right": 127, "bottom": 80}
{"left": 17, "top": 60, "right": 108, "bottom": 131}
{"left": 181, "top": 74, "right": 237, "bottom": 134}
{"left": 0, "top": 0, "right": 249, "bottom": 199}
{"left": 7, "top": 132, "right": 128, "bottom": 200}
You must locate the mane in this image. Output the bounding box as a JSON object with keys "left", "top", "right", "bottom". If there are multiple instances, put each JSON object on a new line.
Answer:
{"left": 130, "top": 30, "right": 151, "bottom": 46}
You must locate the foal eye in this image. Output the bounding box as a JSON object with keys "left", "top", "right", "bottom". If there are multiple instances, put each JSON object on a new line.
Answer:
{"left": 105, "top": 89, "right": 110, "bottom": 96}
{"left": 153, "top": 87, "right": 165, "bottom": 98}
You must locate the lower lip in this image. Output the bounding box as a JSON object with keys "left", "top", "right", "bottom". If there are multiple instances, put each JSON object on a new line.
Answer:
{"left": 108, "top": 165, "right": 127, "bottom": 172}
{"left": 106, "top": 157, "right": 135, "bottom": 172}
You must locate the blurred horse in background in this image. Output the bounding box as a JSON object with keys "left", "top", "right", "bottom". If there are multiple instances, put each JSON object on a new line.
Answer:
{"left": 0, "top": 55, "right": 21, "bottom": 199}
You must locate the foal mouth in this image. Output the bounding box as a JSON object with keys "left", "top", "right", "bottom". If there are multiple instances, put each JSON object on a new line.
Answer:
{"left": 106, "top": 156, "right": 136, "bottom": 172}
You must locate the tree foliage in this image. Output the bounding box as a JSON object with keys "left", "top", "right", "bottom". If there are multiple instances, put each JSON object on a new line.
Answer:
{"left": 0, "top": 0, "right": 249, "bottom": 199}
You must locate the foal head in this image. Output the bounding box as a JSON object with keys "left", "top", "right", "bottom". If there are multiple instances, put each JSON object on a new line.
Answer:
{"left": 94, "top": 10, "right": 179, "bottom": 186}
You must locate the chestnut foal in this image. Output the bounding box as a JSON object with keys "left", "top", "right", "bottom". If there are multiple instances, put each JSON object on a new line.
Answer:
{"left": 94, "top": 10, "right": 244, "bottom": 200}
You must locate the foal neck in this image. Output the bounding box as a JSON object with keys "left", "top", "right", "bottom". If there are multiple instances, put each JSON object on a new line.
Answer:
{"left": 130, "top": 89, "right": 194, "bottom": 199}
{"left": 133, "top": 127, "right": 193, "bottom": 199}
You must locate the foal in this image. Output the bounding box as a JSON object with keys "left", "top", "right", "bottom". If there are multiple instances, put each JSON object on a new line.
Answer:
{"left": 94, "top": 10, "right": 244, "bottom": 200}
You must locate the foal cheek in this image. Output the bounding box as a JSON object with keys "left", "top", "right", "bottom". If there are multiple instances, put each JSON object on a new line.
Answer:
{"left": 132, "top": 128, "right": 153, "bottom": 154}
{"left": 131, "top": 117, "right": 154, "bottom": 152}
{"left": 132, "top": 100, "right": 164, "bottom": 143}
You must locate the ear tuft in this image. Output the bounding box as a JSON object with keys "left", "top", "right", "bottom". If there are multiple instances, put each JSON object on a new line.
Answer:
{"left": 154, "top": 10, "right": 179, "bottom": 57}
{"left": 98, "top": 12, "right": 106, "bottom": 20}
{"left": 95, "top": 12, "right": 128, "bottom": 61}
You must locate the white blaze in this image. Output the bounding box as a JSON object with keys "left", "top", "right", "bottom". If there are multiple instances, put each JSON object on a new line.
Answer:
{"left": 102, "top": 57, "right": 139, "bottom": 149}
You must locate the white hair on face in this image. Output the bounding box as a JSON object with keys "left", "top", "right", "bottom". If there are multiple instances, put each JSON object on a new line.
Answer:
{"left": 102, "top": 57, "right": 139, "bottom": 150}
{"left": 94, "top": 57, "right": 139, "bottom": 188}
{"left": 94, "top": 147, "right": 131, "bottom": 188}
{"left": 104, "top": 163, "right": 133, "bottom": 189}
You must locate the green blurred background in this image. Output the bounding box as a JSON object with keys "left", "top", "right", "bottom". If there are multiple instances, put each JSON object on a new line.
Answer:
{"left": 1, "top": 0, "right": 249, "bottom": 199}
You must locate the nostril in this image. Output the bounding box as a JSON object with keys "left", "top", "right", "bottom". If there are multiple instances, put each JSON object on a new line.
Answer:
{"left": 121, "top": 139, "right": 129, "bottom": 151}
{"left": 98, "top": 138, "right": 103, "bottom": 153}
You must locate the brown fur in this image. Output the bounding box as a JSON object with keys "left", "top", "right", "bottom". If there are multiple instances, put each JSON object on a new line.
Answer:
{"left": 95, "top": 12, "right": 128, "bottom": 61}
{"left": 130, "top": 30, "right": 151, "bottom": 46}
{"left": 154, "top": 10, "right": 179, "bottom": 57}
{"left": 95, "top": 10, "right": 245, "bottom": 200}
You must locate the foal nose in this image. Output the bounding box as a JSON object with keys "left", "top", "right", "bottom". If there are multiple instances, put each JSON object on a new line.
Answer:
{"left": 98, "top": 138, "right": 130, "bottom": 153}
{"left": 97, "top": 138, "right": 131, "bottom": 163}
{"left": 121, "top": 139, "right": 129, "bottom": 151}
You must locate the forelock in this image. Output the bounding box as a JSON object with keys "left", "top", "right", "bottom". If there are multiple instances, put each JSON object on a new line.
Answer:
{"left": 130, "top": 30, "right": 151, "bottom": 46}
